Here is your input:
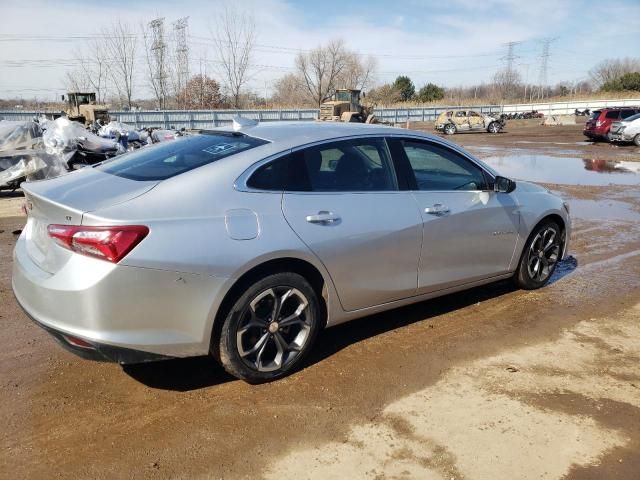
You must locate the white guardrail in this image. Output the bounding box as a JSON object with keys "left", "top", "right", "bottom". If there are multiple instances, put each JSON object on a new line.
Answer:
{"left": 1, "top": 99, "right": 638, "bottom": 129}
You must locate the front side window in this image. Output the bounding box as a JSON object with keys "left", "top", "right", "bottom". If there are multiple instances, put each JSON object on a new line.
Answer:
{"left": 399, "top": 140, "right": 488, "bottom": 191}
{"left": 468, "top": 111, "right": 481, "bottom": 117}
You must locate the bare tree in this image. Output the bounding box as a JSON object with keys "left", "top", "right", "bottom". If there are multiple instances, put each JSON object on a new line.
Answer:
{"left": 71, "top": 39, "right": 110, "bottom": 103}
{"left": 589, "top": 57, "right": 640, "bottom": 88}
{"left": 103, "top": 20, "right": 137, "bottom": 108}
{"left": 492, "top": 67, "right": 522, "bottom": 101}
{"left": 295, "top": 39, "right": 349, "bottom": 107}
{"left": 64, "top": 69, "right": 92, "bottom": 93}
{"left": 271, "top": 73, "right": 315, "bottom": 107}
{"left": 338, "top": 53, "right": 377, "bottom": 92}
{"left": 212, "top": 6, "right": 256, "bottom": 108}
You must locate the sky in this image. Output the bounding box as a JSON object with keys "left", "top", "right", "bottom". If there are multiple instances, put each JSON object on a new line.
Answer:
{"left": 1, "top": 0, "right": 639, "bottom": 101}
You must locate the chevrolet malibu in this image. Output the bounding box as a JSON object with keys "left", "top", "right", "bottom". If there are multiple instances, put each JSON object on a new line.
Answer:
{"left": 12, "top": 122, "right": 570, "bottom": 383}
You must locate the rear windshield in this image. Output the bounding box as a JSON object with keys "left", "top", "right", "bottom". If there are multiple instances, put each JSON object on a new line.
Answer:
{"left": 98, "top": 133, "right": 268, "bottom": 181}
{"left": 589, "top": 110, "right": 600, "bottom": 120}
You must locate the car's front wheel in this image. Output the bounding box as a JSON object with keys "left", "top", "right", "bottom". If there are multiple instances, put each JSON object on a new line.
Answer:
{"left": 488, "top": 121, "right": 500, "bottom": 133}
{"left": 513, "top": 220, "right": 562, "bottom": 290}
{"left": 214, "top": 272, "right": 321, "bottom": 383}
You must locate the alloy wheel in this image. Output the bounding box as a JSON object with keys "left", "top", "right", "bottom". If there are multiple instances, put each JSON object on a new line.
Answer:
{"left": 236, "top": 287, "right": 311, "bottom": 372}
{"left": 526, "top": 226, "right": 560, "bottom": 282}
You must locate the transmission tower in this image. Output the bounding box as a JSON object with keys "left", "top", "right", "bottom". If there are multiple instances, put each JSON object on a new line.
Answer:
{"left": 173, "top": 17, "right": 190, "bottom": 97}
{"left": 149, "top": 18, "right": 168, "bottom": 108}
{"left": 499, "top": 41, "right": 522, "bottom": 100}
{"left": 535, "top": 38, "right": 557, "bottom": 100}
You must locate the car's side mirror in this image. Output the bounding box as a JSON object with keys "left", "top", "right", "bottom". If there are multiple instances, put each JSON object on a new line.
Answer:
{"left": 494, "top": 175, "right": 516, "bottom": 193}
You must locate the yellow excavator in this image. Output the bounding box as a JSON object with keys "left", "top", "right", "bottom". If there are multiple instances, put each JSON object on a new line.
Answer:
{"left": 62, "top": 92, "right": 110, "bottom": 126}
{"left": 319, "top": 89, "right": 378, "bottom": 123}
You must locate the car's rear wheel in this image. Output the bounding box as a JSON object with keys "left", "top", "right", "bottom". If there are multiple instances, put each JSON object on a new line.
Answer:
{"left": 513, "top": 220, "right": 562, "bottom": 290}
{"left": 634, "top": 134, "right": 640, "bottom": 146}
{"left": 214, "top": 272, "right": 321, "bottom": 383}
{"left": 443, "top": 123, "right": 456, "bottom": 135}
{"left": 488, "top": 121, "right": 500, "bottom": 133}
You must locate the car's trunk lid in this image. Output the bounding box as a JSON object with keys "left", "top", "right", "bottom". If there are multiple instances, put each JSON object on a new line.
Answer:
{"left": 22, "top": 168, "right": 158, "bottom": 273}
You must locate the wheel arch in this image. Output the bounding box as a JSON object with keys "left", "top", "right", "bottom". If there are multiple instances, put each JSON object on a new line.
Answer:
{"left": 209, "top": 256, "right": 330, "bottom": 352}
{"left": 515, "top": 212, "right": 568, "bottom": 269}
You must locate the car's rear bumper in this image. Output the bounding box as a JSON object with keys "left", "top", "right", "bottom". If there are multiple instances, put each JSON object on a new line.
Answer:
{"left": 12, "top": 232, "right": 229, "bottom": 362}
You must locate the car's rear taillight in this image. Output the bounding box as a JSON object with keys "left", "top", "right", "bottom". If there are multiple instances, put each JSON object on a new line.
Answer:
{"left": 596, "top": 120, "right": 602, "bottom": 127}
{"left": 47, "top": 224, "right": 149, "bottom": 263}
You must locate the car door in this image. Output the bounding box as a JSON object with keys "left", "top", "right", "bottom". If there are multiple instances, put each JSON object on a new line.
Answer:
{"left": 281, "top": 137, "right": 422, "bottom": 311}
{"left": 388, "top": 137, "right": 520, "bottom": 294}
{"left": 468, "top": 111, "right": 484, "bottom": 130}
{"left": 454, "top": 111, "right": 470, "bottom": 131}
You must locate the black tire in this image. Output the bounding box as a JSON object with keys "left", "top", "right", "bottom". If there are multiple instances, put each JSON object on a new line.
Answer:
{"left": 213, "top": 272, "right": 321, "bottom": 383}
{"left": 443, "top": 123, "right": 457, "bottom": 135}
{"left": 634, "top": 134, "right": 640, "bottom": 147}
{"left": 513, "top": 219, "right": 563, "bottom": 290}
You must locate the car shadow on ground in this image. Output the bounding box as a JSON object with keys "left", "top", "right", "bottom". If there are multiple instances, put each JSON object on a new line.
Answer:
{"left": 123, "top": 257, "right": 579, "bottom": 392}
{"left": 0, "top": 190, "right": 24, "bottom": 198}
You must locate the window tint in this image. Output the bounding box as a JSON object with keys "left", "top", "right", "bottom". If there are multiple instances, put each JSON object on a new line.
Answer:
{"left": 625, "top": 113, "right": 640, "bottom": 122}
{"left": 605, "top": 111, "right": 619, "bottom": 119}
{"left": 400, "top": 140, "right": 488, "bottom": 191}
{"left": 621, "top": 110, "right": 636, "bottom": 119}
{"left": 301, "top": 138, "right": 396, "bottom": 192}
{"left": 99, "top": 133, "right": 268, "bottom": 181}
{"left": 247, "top": 154, "right": 294, "bottom": 190}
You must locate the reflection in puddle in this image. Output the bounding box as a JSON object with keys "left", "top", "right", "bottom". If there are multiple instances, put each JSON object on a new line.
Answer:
{"left": 481, "top": 154, "right": 640, "bottom": 186}
{"left": 567, "top": 198, "right": 640, "bottom": 221}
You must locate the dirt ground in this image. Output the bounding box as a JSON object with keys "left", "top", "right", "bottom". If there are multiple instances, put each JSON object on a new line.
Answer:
{"left": 1, "top": 122, "right": 640, "bottom": 480}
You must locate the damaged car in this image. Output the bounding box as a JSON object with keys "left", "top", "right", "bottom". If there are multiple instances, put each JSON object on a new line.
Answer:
{"left": 435, "top": 109, "right": 504, "bottom": 135}
{"left": 608, "top": 113, "right": 640, "bottom": 146}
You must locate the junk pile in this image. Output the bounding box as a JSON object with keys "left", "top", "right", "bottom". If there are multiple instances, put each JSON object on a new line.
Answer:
{"left": 0, "top": 120, "right": 66, "bottom": 191}
{"left": 0, "top": 117, "right": 185, "bottom": 191}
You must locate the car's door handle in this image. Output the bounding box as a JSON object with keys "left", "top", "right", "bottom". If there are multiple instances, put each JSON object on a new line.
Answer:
{"left": 306, "top": 211, "right": 341, "bottom": 224}
{"left": 425, "top": 204, "right": 451, "bottom": 216}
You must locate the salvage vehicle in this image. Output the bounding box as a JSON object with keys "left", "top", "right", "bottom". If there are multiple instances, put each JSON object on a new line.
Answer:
{"left": 319, "top": 89, "right": 377, "bottom": 123}
{"left": 13, "top": 121, "right": 570, "bottom": 383}
{"left": 583, "top": 107, "right": 640, "bottom": 141}
{"left": 435, "top": 109, "right": 504, "bottom": 135}
{"left": 608, "top": 113, "right": 640, "bottom": 146}
{"left": 63, "top": 92, "right": 110, "bottom": 126}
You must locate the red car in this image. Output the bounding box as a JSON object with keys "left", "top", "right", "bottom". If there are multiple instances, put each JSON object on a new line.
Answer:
{"left": 584, "top": 107, "right": 640, "bottom": 141}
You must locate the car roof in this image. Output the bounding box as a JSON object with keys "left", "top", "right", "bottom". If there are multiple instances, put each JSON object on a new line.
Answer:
{"left": 205, "top": 121, "right": 412, "bottom": 147}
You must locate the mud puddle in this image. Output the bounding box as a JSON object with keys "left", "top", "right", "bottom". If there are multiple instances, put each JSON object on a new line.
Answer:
{"left": 480, "top": 154, "right": 640, "bottom": 186}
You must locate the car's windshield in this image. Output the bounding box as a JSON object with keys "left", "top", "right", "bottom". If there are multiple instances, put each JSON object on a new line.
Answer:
{"left": 97, "top": 132, "right": 268, "bottom": 181}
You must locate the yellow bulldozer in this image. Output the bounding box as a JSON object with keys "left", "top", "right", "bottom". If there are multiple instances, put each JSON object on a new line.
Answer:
{"left": 62, "top": 92, "right": 110, "bottom": 126}
{"left": 318, "top": 89, "right": 378, "bottom": 123}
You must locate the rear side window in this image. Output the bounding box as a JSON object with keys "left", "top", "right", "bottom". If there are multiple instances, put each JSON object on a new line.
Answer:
{"left": 605, "top": 111, "right": 619, "bottom": 119}
{"left": 99, "top": 133, "right": 268, "bottom": 181}
{"left": 247, "top": 138, "right": 397, "bottom": 192}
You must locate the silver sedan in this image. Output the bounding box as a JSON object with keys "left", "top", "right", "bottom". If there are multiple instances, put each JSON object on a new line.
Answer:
{"left": 12, "top": 122, "right": 570, "bottom": 382}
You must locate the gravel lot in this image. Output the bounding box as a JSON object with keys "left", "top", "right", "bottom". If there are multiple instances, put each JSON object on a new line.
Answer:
{"left": 1, "top": 121, "right": 639, "bottom": 479}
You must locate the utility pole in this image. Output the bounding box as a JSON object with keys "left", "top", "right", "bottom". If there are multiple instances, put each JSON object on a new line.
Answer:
{"left": 149, "top": 18, "right": 168, "bottom": 109}
{"left": 535, "top": 37, "right": 557, "bottom": 101}
{"left": 173, "top": 17, "right": 189, "bottom": 107}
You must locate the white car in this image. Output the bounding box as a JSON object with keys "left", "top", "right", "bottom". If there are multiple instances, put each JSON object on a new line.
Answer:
{"left": 609, "top": 113, "right": 640, "bottom": 146}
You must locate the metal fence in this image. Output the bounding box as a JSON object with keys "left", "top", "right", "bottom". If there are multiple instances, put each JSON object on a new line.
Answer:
{"left": 1, "top": 98, "right": 638, "bottom": 128}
